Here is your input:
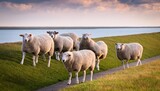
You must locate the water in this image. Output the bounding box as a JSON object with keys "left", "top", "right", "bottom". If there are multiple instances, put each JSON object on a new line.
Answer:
{"left": 0, "top": 28, "right": 159, "bottom": 43}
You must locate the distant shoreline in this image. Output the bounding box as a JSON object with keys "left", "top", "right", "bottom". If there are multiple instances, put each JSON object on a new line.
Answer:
{"left": 0, "top": 26, "right": 160, "bottom": 30}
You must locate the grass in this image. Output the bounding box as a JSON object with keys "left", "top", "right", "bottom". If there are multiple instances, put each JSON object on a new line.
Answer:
{"left": 61, "top": 59, "right": 160, "bottom": 91}
{"left": 0, "top": 32, "right": 160, "bottom": 91}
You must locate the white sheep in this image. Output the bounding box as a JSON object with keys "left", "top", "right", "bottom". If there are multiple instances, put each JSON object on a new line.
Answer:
{"left": 60, "top": 33, "right": 79, "bottom": 51}
{"left": 47, "top": 31, "right": 73, "bottom": 61}
{"left": 61, "top": 50, "right": 96, "bottom": 85}
{"left": 79, "top": 33, "right": 108, "bottom": 71}
{"left": 115, "top": 43, "right": 143, "bottom": 69}
{"left": 19, "top": 33, "right": 54, "bottom": 67}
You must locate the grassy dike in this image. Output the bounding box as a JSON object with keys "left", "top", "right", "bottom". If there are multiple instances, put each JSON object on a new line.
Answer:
{"left": 0, "top": 32, "right": 160, "bottom": 91}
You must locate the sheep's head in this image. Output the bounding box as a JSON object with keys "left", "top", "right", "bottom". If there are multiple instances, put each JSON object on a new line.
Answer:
{"left": 19, "top": 33, "right": 32, "bottom": 42}
{"left": 47, "top": 31, "right": 59, "bottom": 39}
{"left": 47, "top": 31, "right": 54, "bottom": 38}
{"left": 115, "top": 43, "right": 125, "bottom": 51}
{"left": 62, "top": 52, "right": 72, "bottom": 63}
{"left": 82, "top": 33, "right": 91, "bottom": 40}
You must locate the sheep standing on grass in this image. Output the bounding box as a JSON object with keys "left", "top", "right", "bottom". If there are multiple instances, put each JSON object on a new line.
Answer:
{"left": 47, "top": 31, "right": 73, "bottom": 61}
{"left": 60, "top": 33, "right": 79, "bottom": 51}
{"left": 61, "top": 50, "right": 96, "bottom": 85}
{"left": 115, "top": 43, "right": 143, "bottom": 69}
{"left": 19, "top": 33, "right": 54, "bottom": 67}
{"left": 79, "top": 33, "right": 108, "bottom": 71}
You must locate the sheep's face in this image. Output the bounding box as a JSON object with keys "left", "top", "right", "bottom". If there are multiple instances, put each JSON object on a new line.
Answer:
{"left": 82, "top": 33, "right": 91, "bottom": 40}
{"left": 115, "top": 43, "right": 124, "bottom": 51}
{"left": 47, "top": 31, "right": 59, "bottom": 39}
{"left": 62, "top": 52, "right": 71, "bottom": 63}
{"left": 19, "top": 33, "right": 32, "bottom": 42}
{"left": 47, "top": 31, "right": 54, "bottom": 38}
{"left": 53, "top": 31, "right": 59, "bottom": 39}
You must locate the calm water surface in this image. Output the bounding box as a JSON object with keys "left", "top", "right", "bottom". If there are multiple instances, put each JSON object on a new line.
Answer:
{"left": 0, "top": 28, "right": 159, "bottom": 43}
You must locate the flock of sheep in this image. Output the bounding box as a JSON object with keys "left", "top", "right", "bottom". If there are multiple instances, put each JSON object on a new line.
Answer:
{"left": 19, "top": 31, "right": 143, "bottom": 85}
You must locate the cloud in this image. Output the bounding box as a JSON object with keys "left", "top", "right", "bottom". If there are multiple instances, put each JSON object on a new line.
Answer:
{"left": 118, "top": 0, "right": 159, "bottom": 5}
{"left": 0, "top": 2, "right": 32, "bottom": 11}
{"left": 0, "top": 0, "right": 46, "bottom": 4}
{"left": 0, "top": 0, "right": 159, "bottom": 12}
{"left": 139, "top": 3, "right": 160, "bottom": 12}
{"left": 118, "top": 0, "right": 160, "bottom": 12}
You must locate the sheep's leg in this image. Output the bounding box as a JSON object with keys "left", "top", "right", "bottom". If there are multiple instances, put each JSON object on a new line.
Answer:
{"left": 126, "top": 61, "right": 129, "bottom": 68}
{"left": 57, "top": 52, "right": 60, "bottom": 61}
{"left": 90, "top": 71, "right": 93, "bottom": 81}
{"left": 136, "top": 59, "right": 139, "bottom": 66}
{"left": 43, "top": 54, "right": 46, "bottom": 61}
{"left": 82, "top": 70, "right": 86, "bottom": 83}
{"left": 55, "top": 52, "right": 57, "bottom": 60}
{"left": 122, "top": 60, "right": 125, "bottom": 69}
{"left": 96, "top": 62, "right": 100, "bottom": 71}
{"left": 20, "top": 52, "right": 26, "bottom": 65}
{"left": 35, "top": 55, "right": 39, "bottom": 63}
{"left": 139, "top": 59, "right": 142, "bottom": 65}
{"left": 55, "top": 51, "right": 60, "bottom": 61}
{"left": 48, "top": 56, "right": 51, "bottom": 67}
{"left": 136, "top": 59, "right": 142, "bottom": 66}
{"left": 75, "top": 72, "right": 79, "bottom": 84}
{"left": 32, "top": 55, "right": 36, "bottom": 67}
{"left": 138, "top": 59, "right": 142, "bottom": 65}
{"left": 96, "top": 58, "right": 100, "bottom": 71}
{"left": 67, "top": 72, "right": 72, "bottom": 85}
{"left": 136, "top": 59, "right": 141, "bottom": 66}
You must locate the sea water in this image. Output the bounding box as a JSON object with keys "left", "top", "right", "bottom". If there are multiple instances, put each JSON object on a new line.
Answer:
{"left": 0, "top": 27, "right": 159, "bottom": 43}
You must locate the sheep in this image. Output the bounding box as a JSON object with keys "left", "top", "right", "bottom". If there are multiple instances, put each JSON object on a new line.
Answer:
{"left": 115, "top": 43, "right": 143, "bottom": 69}
{"left": 47, "top": 31, "right": 73, "bottom": 61}
{"left": 61, "top": 50, "right": 96, "bottom": 85}
{"left": 79, "top": 33, "right": 108, "bottom": 71}
{"left": 60, "top": 33, "right": 79, "bottom": 51}
{"left": 19, "top": 33, "right": 54, "bottom": 67}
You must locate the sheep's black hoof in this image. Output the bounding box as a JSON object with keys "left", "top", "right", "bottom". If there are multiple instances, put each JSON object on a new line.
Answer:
{"left": 67, "top": 83, "right": 71, "bottom": 85}
{"left": 81, "top": 81, "right": 85, "bottom": 83}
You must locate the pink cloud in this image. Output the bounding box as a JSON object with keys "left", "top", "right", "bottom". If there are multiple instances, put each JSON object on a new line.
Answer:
{"left": 0, "top": 0, "right": 159, "bottom": 13}
{"left": 67, "top": 0, "right": 160, "bottom": 13}
{"left": 93, "top": 0, "right": 130, "bottom": 12}
{"left": 139, "top": 3, "right": 160, "bottom": 12}
{"left": 0, "top": 2, "right": 32, "bottom": 11}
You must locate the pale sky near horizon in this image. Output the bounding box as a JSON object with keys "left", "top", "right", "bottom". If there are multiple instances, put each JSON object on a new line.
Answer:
{"left": 0, "top": 0, "right": 160, "bottom": 27}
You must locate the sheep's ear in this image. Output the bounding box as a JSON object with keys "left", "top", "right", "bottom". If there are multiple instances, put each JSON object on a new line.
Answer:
{"left": 19, "top": 34, "right": 24, "bottom": 37}
{"left": 55, "top": 32, "right": 59, "bottom": 34}
{"left": 121, "top": 43, "right": 124, "bottom": 46}
{"left": 29, "top": 34, "right": 32, "bottom": 37}
{"left": 53, "top": 31, "right": 58, "bottom": 34}
{"left": 47, "top": 31, "right": 50, "bottom": 33}
{"left": 82, "top": 34, "right": 85, "bottom": 36}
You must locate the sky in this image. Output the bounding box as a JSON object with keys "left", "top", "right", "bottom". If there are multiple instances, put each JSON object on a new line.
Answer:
{"left": 0, "top": 0, "right": 160, "bottom": 27}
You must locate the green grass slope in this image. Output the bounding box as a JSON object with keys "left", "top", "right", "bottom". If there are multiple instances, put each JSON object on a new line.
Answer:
{"left": 62, "top": 59, "right": 160, "bottom": 91}
{"left": 0, "top": 32, "right": 160, "bottom": 91}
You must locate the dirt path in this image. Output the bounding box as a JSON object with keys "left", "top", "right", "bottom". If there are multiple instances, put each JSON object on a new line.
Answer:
{"left": 36, "top": 55, "right": 160, "bottom": 91}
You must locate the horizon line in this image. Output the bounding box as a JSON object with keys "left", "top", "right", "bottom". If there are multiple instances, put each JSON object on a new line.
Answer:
{"left": 0, "top": 26, "right": 160, "bottom": 30}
